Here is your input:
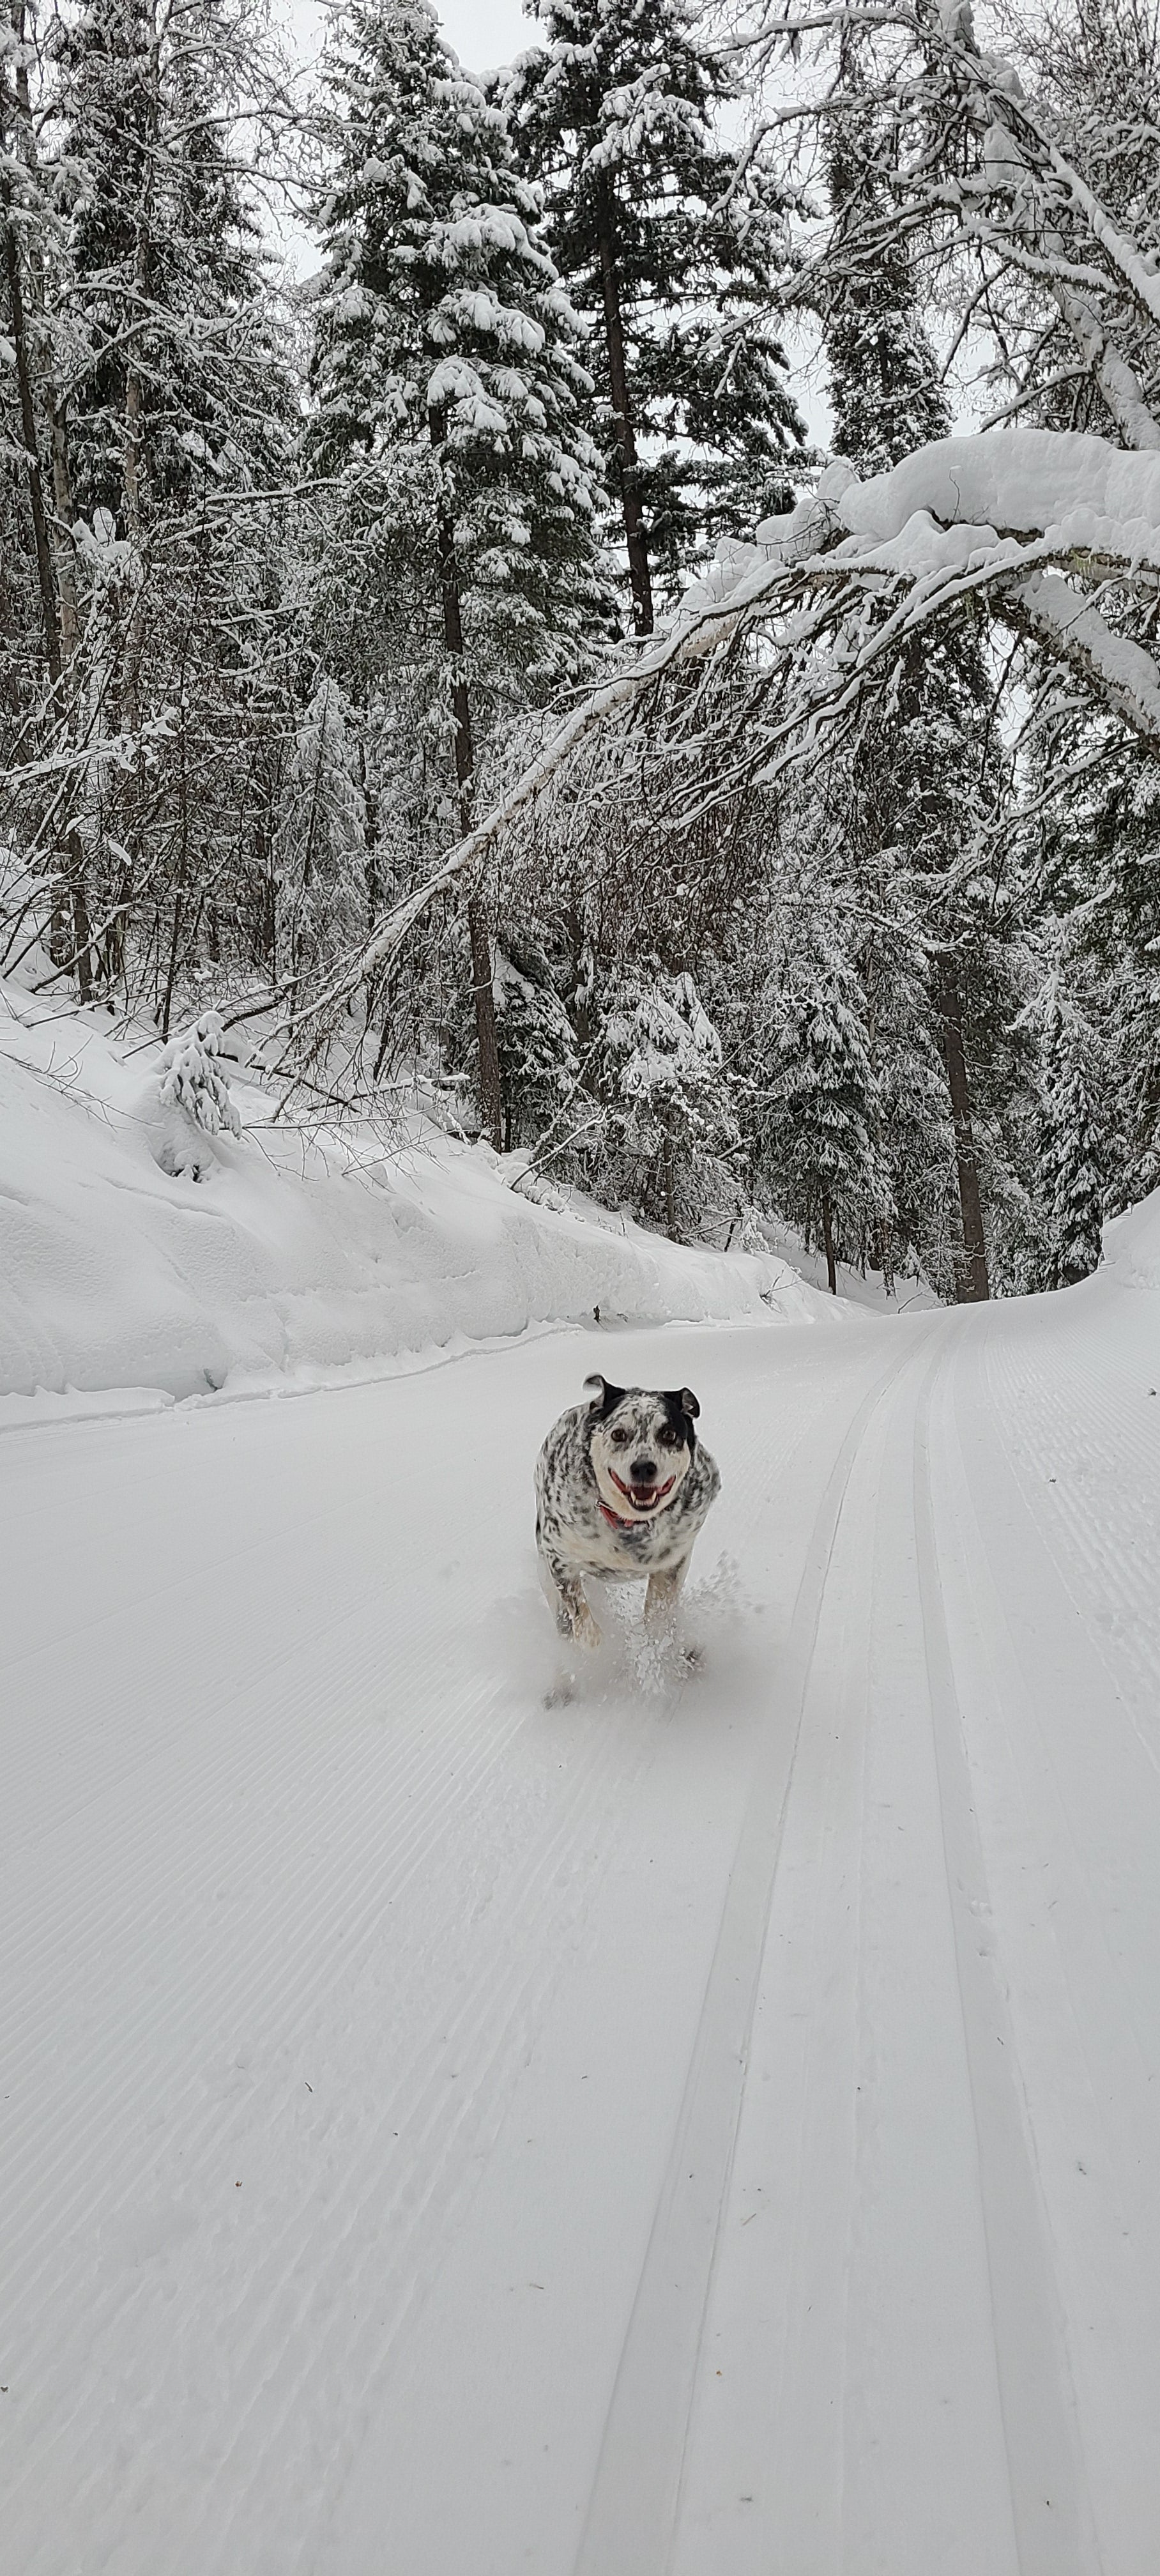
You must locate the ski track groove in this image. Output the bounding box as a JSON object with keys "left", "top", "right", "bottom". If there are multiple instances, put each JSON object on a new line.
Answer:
{"left": 913, "top": 1330, "right": 1101, "bottom": 2576}
{"left": 669, "top": 1370, "right": 888, "bottom": 2576}
{"left": 571, "top": 1326, "right": 931, "bottom": 2576}
{"left": 927, "top": 1314, "right": 1160, "bottom": 2570}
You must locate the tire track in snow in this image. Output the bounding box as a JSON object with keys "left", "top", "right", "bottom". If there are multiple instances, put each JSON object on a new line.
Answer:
{"left": 913, "top": 1341, "right": 1101, "bottom": 2576}
{"left": 571, "top": 1326, "right": 931, "bottom": 2576}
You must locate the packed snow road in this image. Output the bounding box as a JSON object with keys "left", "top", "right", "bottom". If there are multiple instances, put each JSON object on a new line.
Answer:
{"left": 3, "top": 1282, "right": 1160, "bottom": 2576}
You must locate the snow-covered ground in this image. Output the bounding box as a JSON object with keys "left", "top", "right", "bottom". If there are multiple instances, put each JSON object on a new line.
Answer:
{"left": 4, "top": 1186, "right": 1160, "bottom": 2574}
{"left": 0, "top": 985, "right": 823, "bottom": 1418}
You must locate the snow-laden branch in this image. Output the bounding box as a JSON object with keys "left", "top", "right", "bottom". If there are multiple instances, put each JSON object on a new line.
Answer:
{"left": 273, "top": 596, "right": 759, "bottom": 1049}
{"left": 728, "top": 0, "right": 1160, "bottom": 456}
{"left": 1002, "top": 573, "right": 1160, "bottom": 739}
{"left": 280, "top": 425, "right": 1160, "bottom": 1050}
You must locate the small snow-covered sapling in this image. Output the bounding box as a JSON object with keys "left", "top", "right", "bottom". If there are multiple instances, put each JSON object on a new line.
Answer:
{"left": 154, "top": 1011, "right": 241, "bottom": 1176}
{"left": 158, "top": 1011, "right": 241, "bottom": 1137}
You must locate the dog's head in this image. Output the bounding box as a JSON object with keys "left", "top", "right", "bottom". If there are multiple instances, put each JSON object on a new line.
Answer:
{"left": 583, "top": 1375, "right": 700, "bottom": 1520}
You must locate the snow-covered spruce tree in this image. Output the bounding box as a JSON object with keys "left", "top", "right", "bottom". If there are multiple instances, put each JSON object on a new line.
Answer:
{"left": 500, "top": 0, "right": 803, "bottom": 632}
{"left": 1032, "top": 724, "right": 1160, "bottom": 1219}
{"left": 1032, "top": 982, "right": 1106, "bottom": 1287}
{"left": 735, "top": 766, "right": 956, "bottom": 1294}
{"left": 310, "top": 0, "right": 607, "bottom": 1147}
{"left": 762, "top": 946, "right": 890, "bottom": 1295}
{"left": 599, "top": 965, "right": 740, "bottom": 1238}
{"left": 1041, "top": 1048, "right": 1106, "bottom": 1287}
{"left": 153, "top": 1008, "right": 242, "bottom": 1176}
{"left": 55, "top": 0, "right": 284, "bottom": 527}
{"left": 493, "top": 941, "right": 581, "bottom": 1154}
{"left": 823, "top": 50, "right": 952, "bottom": 480}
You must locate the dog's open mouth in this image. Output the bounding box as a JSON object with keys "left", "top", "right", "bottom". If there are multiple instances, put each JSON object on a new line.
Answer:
{"left": 610, "top": 1471, "right": 676, "bottom": 1512}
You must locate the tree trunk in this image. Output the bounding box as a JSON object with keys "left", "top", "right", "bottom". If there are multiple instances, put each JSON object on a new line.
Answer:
{"left": 593, "top": 170, "right": 653, "bottom": 638}
{"left": 938, "top": 972, "right": 990, "bottom": 1302}
{"left": 662, "top": 1137, "right": 676, "bottom": 1238}
{"left": 120, "top": 0, "right": 159, "bottom": 749}
{"left": 466, "top": 889, "right": 503, "bottom": 1153}
{"left": 3, "top": 230, "right": 60, "bottom": 687}
{"left": 821, "top": 1194, "right": 837, "bottom": 1296}
{"left": 2, "top": 51, "right": 93, "bottom": 998}
{"left": 430, "top": 406, "right": 503, "bottom": 1152}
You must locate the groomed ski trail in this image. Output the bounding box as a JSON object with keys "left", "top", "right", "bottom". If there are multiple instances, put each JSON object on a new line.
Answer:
{"left": 3, "top": 1287, "right": 1159, "bottom": 2575}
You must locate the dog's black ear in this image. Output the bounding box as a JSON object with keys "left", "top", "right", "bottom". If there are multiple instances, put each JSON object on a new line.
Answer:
{"left": 583, "top": 1373, "right": 625, "bottom": 1416}
{"left": 664, "top": 1386, "right": 699, "bottom": 1448}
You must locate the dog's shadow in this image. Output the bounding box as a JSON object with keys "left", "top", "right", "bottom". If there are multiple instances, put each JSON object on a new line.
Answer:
{"left": 485, "top": 1556, "right": 760, "bottom": 1713}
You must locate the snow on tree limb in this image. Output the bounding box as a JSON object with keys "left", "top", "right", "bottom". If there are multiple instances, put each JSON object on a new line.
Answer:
{"left": 280, "top": 420, "right": 1160, "bottom": 1047}
{"left": 833, "top": 431, "right": 1160, "bottom": 564}
{"left": 1000, "top": 575, "right": 1160, "bottom": 740}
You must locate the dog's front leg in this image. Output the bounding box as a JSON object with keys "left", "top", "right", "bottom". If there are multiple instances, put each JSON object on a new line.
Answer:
{"left": 542, "top": 1551, "right": 601, "bottom": 1650}
{"left": 644, "top": 1560, "right": 690, "bottom": 1631}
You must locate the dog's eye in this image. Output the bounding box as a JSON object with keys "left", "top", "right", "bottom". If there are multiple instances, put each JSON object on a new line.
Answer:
{"left": 658, "top": 1426, "right": 678, "bottom": 1446}
{"left": 609, "top": 1427, "right": 630, "bottom": 1445}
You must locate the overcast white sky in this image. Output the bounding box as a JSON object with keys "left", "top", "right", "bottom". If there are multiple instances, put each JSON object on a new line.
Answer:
{"left": 279, "top": 0, "right": 533, "bottom": 82}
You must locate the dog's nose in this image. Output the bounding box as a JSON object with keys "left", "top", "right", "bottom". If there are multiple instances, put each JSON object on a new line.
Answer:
{"left": 630, "top": 1456, "right": 657, "bottom": 1484}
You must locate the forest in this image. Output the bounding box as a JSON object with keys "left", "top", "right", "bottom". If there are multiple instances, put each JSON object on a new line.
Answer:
{"left": 2, "top": 0, "right": 1157, "bottom": 1302}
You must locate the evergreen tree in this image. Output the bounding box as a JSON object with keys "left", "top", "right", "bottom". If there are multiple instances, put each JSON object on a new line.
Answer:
{"left": 765, "top": 947, "right": 889, "bottom": 1294}
{"left": 494, "top": 942, "right": 581, "bottom": 1154}
{"left": 824, "top": 59, "right": 952, "bottom": 477}
{"left": 602, "top": 963, "right": 739, "bottom": 1236}
{"left": 1, "top": 0, "right": 299, "bottom": 1025}
{"left": 56, "top": 0, "right": 286, "bottom": 530}
{"left": 501, "top": 0, "right": 802, "bottom": 632}
{"left": 312, "top": 0, "right": 607, "bottom": 1144}
{"left": 1037, "top": 995, "right": 1106, "bottom": 1287}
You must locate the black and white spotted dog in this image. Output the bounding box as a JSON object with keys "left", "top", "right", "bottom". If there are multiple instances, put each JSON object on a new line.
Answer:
{"left": 535, "top": 1374, "right": 720, "bottom": 1650}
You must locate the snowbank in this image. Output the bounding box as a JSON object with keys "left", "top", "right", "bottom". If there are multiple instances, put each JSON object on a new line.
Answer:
{"left": 1101, "top": 1188, "right": 1160, "bottom": 1292}
{"left": 0, "top": 988, "right": 825, "bottom": 1413}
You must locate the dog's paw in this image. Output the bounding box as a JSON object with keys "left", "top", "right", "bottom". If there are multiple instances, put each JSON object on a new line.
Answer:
{"left": 572, "top": 1610, "right": 602, "bottom": 1653}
